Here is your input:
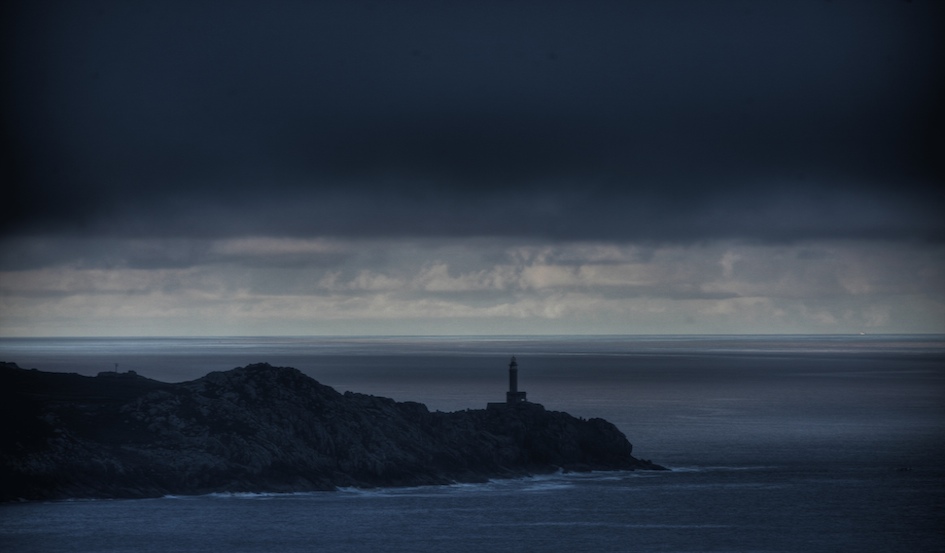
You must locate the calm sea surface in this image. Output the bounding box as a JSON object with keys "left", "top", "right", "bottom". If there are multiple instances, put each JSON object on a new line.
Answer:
{"left": 1, "top": 335, "right": 943, "bottom": 552}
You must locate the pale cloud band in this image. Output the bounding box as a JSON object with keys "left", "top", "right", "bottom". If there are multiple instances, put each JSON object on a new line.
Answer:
{"left": 2, "top": 237, "right": 941, "bottom": 336}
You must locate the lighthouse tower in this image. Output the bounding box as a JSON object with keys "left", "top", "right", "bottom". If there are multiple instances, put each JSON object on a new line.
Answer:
{"left": 505, "top": 356, "right": 527, "bottom": 404}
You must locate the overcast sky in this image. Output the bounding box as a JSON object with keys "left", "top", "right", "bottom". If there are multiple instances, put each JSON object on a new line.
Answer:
{"left": 2, "top": 0, "right": 943, "bottom": 336}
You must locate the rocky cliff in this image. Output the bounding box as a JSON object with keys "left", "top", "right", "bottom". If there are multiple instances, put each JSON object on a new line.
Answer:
{"left": 1, "top": 361, "right": 664, "bottom": 500}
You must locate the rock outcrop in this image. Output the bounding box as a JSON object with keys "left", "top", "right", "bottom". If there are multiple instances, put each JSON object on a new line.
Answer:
{"left": 1, "top": 361, "right": 664, "bottom": 501}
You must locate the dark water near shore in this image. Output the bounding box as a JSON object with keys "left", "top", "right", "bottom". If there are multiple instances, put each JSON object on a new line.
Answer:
{"left": 2, "top": 335, "right": 944, "bottom": 552}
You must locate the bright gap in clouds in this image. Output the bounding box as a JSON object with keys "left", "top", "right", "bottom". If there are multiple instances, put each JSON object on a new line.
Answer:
{"left": 0, "top": 237, "right": 942, "bottom": 337}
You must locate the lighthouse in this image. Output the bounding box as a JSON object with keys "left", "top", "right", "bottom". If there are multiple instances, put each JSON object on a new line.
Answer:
{"left": 487, "top": 356, "right": 529, "bottom": 409}
{"left": 505, "top": 356, "right": 527, "bottom": 404}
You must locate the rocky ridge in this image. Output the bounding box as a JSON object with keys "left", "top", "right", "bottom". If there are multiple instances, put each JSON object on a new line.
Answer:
{"left": 1, "top": 361, "right": 664, "bottom": 500}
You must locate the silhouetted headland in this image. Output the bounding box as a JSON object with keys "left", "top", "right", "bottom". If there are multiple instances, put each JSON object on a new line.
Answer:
{"left": 1, "top": 360, "right": 664, "bottom": 501}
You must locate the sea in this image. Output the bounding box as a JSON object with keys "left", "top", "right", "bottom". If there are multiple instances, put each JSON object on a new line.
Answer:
{"left": 1, "top": 335, "right": 943, "bottom": 553}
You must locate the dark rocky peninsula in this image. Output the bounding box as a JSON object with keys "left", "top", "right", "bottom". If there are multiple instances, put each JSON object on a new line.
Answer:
{"left": 1, "top": 361, "right": 664, "bottom": 501}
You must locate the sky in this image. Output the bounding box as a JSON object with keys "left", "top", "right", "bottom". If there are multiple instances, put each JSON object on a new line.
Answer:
{"left": 2, "top": 0, "right": 943, "bottom": 337}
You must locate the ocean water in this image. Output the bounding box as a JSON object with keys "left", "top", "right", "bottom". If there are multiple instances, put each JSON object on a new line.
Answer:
{"left": 1, "top": 335, "right": 944, "bottom": 552}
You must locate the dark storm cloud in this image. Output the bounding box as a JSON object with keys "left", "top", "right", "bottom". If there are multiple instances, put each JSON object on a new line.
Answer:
{"left": 4, "top": 0, "right": 944, "bottom": 242}
{"left": 0, "top": 236, "right": 353, "bottom": 271}
{"left": 0, "top": 237, "right": 213, "bottom": 271}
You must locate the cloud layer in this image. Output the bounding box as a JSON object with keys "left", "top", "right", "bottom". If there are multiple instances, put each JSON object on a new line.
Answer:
{"left": 4, "top": 0, "right": 943, "bottom": 242}
{"left": 2, "top": 237, "right": 941, "bottom": 336}
{"left": 3, "top": 1, "right": 943, "bottom": 335}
